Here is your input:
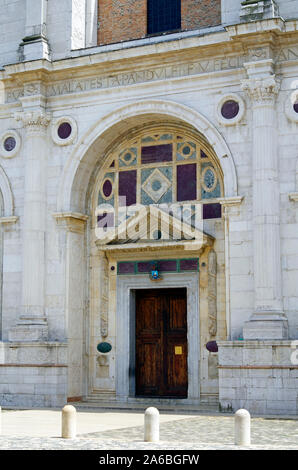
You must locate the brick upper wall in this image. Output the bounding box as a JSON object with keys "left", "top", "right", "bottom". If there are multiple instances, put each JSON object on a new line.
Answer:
{"left": 182, "top": 0, "right": 221, "bottom": 31}
{"left": 97, "top": 0, "right": 147, "bottom": 46}
{"left": 97, "top": 0, "right": 221, "bottom": 46}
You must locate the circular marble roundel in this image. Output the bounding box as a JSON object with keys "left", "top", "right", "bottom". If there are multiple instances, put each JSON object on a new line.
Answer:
{"left": 202, "top": 167, "right": 217, "bottom": 192}
{"left": 221, "top": 100, "right": 239, "bottom": 119}
{"left": 294, "top": 100, "right": 298, "bottom": 114}
{"left": 151, "top": 179, "right": 162, "bottom": 191}
{"left": 58, "top": 122, "right": 72, "bottom": 139}
{"left": 0, "top": 130, "right": 21, "bottom": 158}
{"left": 102, "top": 179, "right": 113, "bottom": 198}
{"left": 52, "top": 116, "right": 77, "bottom": 146}
{"left": 204, "top": 168, "right": 216, "bottom": 189}
{"left": 182, "top": 145, "right": 191, "bottom": 155}
{"left": 4, "top": 136, "right": 16, "bottom": 152}
{"left": 97, "top": 342, "right": 112, "bottom": 354}
{"left": 206, "top": 341, "right": 218, "bottom": 353}
{"left": 216, "top": 94, "right": 245, "bottom": 126}
{"left": 124, "top": 152, "right": 132, "bottom": 161}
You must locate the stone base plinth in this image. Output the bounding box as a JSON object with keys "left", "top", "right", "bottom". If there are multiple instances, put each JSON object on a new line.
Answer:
{"left": 217, "top": 340, "right": 297, "bottom": 416}
{"left": 19, "top": 36, "right": 50, "bottom": 62}
{"left": 243, "top": 319, "right": 288, "bottom": 340}
{"left": 0, "top": 341, "right": 68, "bottom": 408}
{"left": 240, "top": 0, "right": 279, "bottom": 23}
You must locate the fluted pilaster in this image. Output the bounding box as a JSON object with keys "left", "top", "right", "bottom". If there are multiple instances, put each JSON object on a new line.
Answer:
{"left": 241, "top": 75, "right": 288, "bottom": 340}
{"left": 9, "top": 109, "right": 51, "bottom": 341}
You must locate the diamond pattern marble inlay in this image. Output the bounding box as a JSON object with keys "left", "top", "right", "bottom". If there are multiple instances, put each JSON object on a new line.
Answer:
{"left": 142, "top": 168, "right": 171, "bottom": 203}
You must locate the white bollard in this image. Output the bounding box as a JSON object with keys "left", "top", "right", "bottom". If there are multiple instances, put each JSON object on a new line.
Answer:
{"left": 235, "top": 409, "right": 251, "bottom": 446}
{"left": 61, "top": 405, "right": 77, "bottom": 439}
{"left": 144, "top": 407, "right": 159, "bottom": 442}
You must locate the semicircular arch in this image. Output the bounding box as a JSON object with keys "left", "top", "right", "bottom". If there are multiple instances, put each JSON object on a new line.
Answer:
{"left": 57, "top": 100, "right": 238, "bottom": 213}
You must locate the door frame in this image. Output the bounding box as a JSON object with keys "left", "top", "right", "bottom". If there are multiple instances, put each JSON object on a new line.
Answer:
{"left": 116, "top": 273, "right": 200, "bottom": 403}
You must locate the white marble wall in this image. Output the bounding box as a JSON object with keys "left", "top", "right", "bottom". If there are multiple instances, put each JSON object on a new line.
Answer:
{"left": 0, "top": 2, "right": 298, "bottom": 409}
{"left": 0, "top": 0, "right": 26, "bottom": 67}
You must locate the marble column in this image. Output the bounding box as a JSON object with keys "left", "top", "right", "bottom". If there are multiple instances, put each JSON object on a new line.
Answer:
{"left": 242, "top": 72, "right": 288, "bottom": 339}
{"left": 9, "top": 110, "right": 50, "bottom": 342}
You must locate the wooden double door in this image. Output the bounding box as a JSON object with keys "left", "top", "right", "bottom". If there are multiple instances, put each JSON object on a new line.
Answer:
{"left": 135, "top": 288, "right": 188, "bottom": 398}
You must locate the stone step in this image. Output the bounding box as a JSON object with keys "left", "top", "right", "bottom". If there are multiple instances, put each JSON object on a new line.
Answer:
{"left": 72, "top": 398, "right": 219, "bottom": 414}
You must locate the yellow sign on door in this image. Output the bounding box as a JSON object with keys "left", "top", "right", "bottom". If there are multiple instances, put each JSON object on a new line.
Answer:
{"left": 175, "top": 346, "right": 183, "bottom": 355}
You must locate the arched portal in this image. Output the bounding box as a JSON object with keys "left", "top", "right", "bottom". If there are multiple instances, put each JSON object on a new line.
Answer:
{"left": 59, "top": 100, "right": 237, "bottom": 404}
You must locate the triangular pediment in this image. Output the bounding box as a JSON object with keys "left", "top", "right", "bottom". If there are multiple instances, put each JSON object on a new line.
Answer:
{"left": 95, "top": 205, "right": 214, "bottom": 252}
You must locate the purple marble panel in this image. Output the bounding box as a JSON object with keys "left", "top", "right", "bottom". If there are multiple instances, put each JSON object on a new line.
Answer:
{"left": 203, "top": 203, "right": 222, "bottom": 219}
{"left": 119, "top": 170, "right": 137, "bottom": 206}
{"left": 294, "top": 101, "right": 298, "bottom": 113}
{"left": 177, "top": 164, "right": 197, "bottom": 201}
{"left": 118, "top": 262, "right": 135, "bottom": 274}
{"left": 180, "top": 259, "right": 198, "bottom": 271}
{"left": 141, "top": 144, "right": 172, "bottom": 164}
{"left": 159, "top": 260, "right": 177, "bottom": 272}
{"left": 137, "top": 261, "right": 152, "bottom": 273}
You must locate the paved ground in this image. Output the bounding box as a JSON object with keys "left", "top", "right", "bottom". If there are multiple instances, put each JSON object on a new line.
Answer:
{"left": 0, "top": 408, "right": 297, "bottom": 450}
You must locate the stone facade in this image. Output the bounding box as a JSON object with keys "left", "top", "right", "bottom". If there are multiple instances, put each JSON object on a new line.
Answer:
{"left": 0, "top": 0, "right": 297, "bottom": 413}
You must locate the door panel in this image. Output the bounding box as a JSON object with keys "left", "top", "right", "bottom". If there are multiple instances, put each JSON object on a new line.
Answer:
{"left": 135, "top": 288, "right": 187, "bottom": 398}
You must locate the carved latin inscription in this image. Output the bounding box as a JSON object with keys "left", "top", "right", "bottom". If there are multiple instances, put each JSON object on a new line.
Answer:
{"left": 5, "top": 46, "right": 298, "bottom": 103}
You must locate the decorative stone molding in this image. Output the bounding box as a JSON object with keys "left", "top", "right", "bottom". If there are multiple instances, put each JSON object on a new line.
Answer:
{"left": 116, "top": 273, "right": 200, "bottom": 402}
{"left": 0, "top": 216, "right": 18, "bottom": 225}
{"left": 219, "top": 196, "right": 244, "bottom": 207}
{"left": 15, "top": 111, "right": 51, "bottom": 134}
{"left": 285, "top": 89, "right": 298, "bottom": 123}
{"left": 289, "top": 193, "right": 298, "bottom": 202}
{"left": 241, "top": 76, "right": 280, "bottom": 104}
{"left": 216, "top": 94, "right": 245, "bottom": 126}
{"left": 208, "top": 250, "right": 217, "bottom": 337}
{"left": 0, "top": 130, "right": 21, "bottom": 159}
{"left": 98, "top": 251, "right": 109, "bottom": 339}
{"left": 51, "top": 116, "right": 78, "bottom": 146}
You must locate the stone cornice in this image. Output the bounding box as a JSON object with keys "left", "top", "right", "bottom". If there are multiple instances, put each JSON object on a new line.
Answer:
{"left": 53, "top": 212, "right": 89, "bottom": 221}
{"left": 241, "top": 75, "right": 280, "bottom": 103}
{"left": 1, "top": 18, "right": 298, "bottom": 82}
{"left": 96, "top": 239, "right": 213, "bottom": 257}
{"left": 219, "top": 196, "right": 244, "bottom": 207}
